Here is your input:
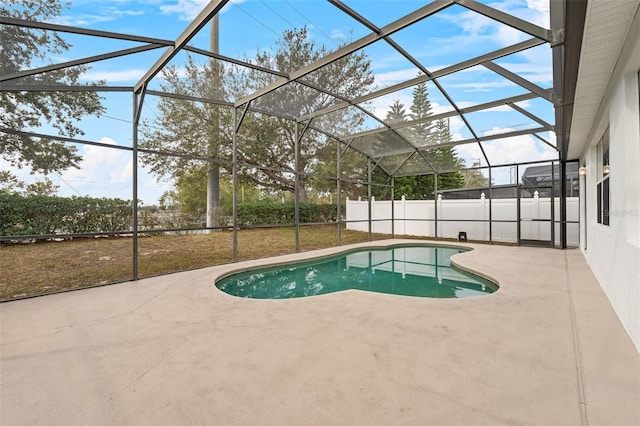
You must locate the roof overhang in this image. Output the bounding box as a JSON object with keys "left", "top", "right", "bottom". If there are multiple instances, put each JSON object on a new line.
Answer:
{"left": 565, "top": 0, "right": 640, "bottom": 160}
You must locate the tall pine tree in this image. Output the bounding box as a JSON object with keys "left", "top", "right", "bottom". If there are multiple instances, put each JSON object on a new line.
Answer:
{"left": 386, "top": 100, "right": 407, "bottom": 125}
{"left": 373, "top": 84, "right": 466, "bottom": 199}
{"left": 408, "top": 82, "right": 435, "bottom": 145}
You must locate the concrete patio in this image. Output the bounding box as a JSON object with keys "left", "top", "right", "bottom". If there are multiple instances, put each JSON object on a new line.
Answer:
{"left": 1, "top": 240, "right": 638, "bottom": 425}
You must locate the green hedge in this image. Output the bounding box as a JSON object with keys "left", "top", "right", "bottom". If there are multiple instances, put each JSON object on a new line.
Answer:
{"left": 0, "top": 194, "right": 133, "bottom": 237}
{"left": 0, "top": 195, "right": 337, "bottom": 238}
{"left": 225, "top": 201, "right": 337, "bottom": 226}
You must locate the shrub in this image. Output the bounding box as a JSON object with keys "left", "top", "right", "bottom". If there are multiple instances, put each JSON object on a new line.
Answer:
{"left": 223, "top": 201, "right": 337, "bottom": 226}
{"left": 0, "top": 194, "right": 133, "bottom": 237}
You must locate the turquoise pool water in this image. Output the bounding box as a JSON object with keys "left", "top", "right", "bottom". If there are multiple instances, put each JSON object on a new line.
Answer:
{"left": 216, "top": 244, "right": 498, "bottom": 299}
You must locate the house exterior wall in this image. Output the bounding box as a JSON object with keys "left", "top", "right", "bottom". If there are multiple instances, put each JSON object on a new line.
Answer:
{"left": 579, "top": 16, "right": 640, "bottom": 352}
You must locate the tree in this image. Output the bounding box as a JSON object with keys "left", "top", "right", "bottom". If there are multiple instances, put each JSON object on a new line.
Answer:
{"left": 0, "top": 0, "right": 104, "bottom": 175}
{"left": 157, "top": 170, "right": 263, "bottom": 214}
{"left": 386, "top": 100, "right": 408, "bottom": 125}
{"left": 142, "top": 26, "right": 374, "bottom": 211}
{"left": 227, "top": 27, "right": 374, "bottom": 201}
{"left": 433, "top": 119, "right": 451, "bottom": 144}
{"left": 139, "top": 54, "right": 232, "bottom": 226}
{"left": 0, "top": 170, "right": 58, "bottom": 196}
{"left": 372, "top": 83, "right": 466, "bottom": 199}
{"left": 408, "top": 81, "right": 435, "bottom": 144}
{"left": 461, "top": 164, "right": 490, "bottom": 188}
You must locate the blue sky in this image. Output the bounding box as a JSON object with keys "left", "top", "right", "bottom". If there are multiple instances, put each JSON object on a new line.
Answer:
{"left": 6, "top": 0, "right": 559, "bottom": 203}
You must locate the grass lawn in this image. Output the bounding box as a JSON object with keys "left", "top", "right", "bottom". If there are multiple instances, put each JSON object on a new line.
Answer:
{"left": 0, "top": 226, "right": 404, "bottom": 301}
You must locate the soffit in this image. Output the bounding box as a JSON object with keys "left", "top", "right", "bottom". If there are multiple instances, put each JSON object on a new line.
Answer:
{"left": 567, "top": 0, "right": 640, "bottom": 159}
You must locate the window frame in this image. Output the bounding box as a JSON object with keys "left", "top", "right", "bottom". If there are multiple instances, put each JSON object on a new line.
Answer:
{"left": 596, "top": 128, "right": 610, "bottom": 226}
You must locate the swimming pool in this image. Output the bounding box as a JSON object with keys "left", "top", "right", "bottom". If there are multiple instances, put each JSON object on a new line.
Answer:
{"left": 216, "top": 244, "right": 498, "bottom": 299}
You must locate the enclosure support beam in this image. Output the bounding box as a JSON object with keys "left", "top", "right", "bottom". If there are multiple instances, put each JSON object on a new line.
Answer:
{"left": 328, "top": 0, "right": 483, "bottom": 163}
{"left": 298, "top": 38, "right": 543, "bottom": 122}
{"left": 0, "top": 85, "right": 133, "bottom": 92}
{"left": 532, "top": 133, "right": 559, "bottom": 151}
{"left": 295, "top": 123, "right": 301, "bottom": 253}
{"left": 550, "top": 0, "right": 566, "bottom": 159}
{"left": 351, "top": 127, "right": 547, "bottom": 159}
{"left": 232, "top": 107, "right": 238, "bottom": 262}
{"left": 235, "top": 102, "right": 251, "bottom": 132}
{"left": 337, "top": 140, "right": 342, "bottom": 246}
{"left": 330, "top": 93, "right": 537, "bottom": 140}
{"left": 236, "top": 0, "right": 455, "bottom": 107}
{"left": 488, "top": 167, "right": 493, "bottom": 244}
{"left": 516, "top": 164, "right": 521, "bottom": 245}
{"left": 0, "top": 16, "right": 173, "bottom": 46}
{"left": 552, "top": 0, "right": 571, "bottom": 247}
{"left": 507, "top": 102, "right": 554, "bottom": 131}
{"left": 339, "top": 138, "right": 355, "bottom": 159}
{"left": 483, "top": 62, "right": 553, "bottom": 101}
{"left": 389, "top": 153, "right": 414, "bottom": 177}
{"left": 551, "top": 161, "right": 556, "bottom": 247}
{"left": 134, "top": 0, "right": 229, "bottom": 94}
{"left": 0, "top": 128, "right": 134, "bottom": 151}
{"left": 132, "top": 93, "right": 139, "bottom": 280}
{"left": 560, "top": 160, "right": 568, "bottom": 249}
{"left": 477, "top": 139, "right": 491, "bottom": 171}
{"left": 368, "top": 159, "right": 372, "bottom": 242}
{"left": 297, "top": 119, "right": 313, "bottom": 143}
{"left": 1, "top": 44, "right": 163, "bottom": 83}
{"left": 134, "top": 84, "right": 147, "bottom": 127}
{"left": 455, "top": 0, "right": 551, "bottom": 42}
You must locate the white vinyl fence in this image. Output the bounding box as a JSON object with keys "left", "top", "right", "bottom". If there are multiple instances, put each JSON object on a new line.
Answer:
{"left": 346, "top": 193, "right": 580, "bottom": 246}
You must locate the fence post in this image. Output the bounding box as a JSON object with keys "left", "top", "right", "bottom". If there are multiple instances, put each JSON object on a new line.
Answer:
{"left": 371, "top": 196, "right": 376, "bottom": 234}
{"left": 391, "top": 177, "right": 395, "bottom": 238}
{"left": 344, "top": 196, "right": 349, "bottom": 234}
{"left": 401, "top": 195, "right": 406, "bottom": 235}
{"left": 534, "top": 190, "right": 540, "bottom": 240}
{"left": 481, "top": 192, "right": 487, "bottom": 241}
{"left": 437, "top": 194, "right": 442, "bottom": 239}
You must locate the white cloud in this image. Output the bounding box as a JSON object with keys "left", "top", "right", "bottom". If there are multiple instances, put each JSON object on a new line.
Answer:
{"left": 457, "top": 127, "right": 557, "bottom": 167}
{"left": 454, "top": 129, "right": 556, "bottom": 184}
{"left": 447, "top": 80, "right": 515, "bottom": 92}
{"left": 494, "top": 61, "right": 553, "bottom": 84}
{"left": 53, "top": 14, "right": 117, "bottom": 26}
{"left": 81, "top": 68, "right": 148, "bottom": 83}
{"left": 456, "top": 100, "right": 531, "bottom": 112}
{"left": 108, "top": 8, "right": 145, "bottom": 17}
{"left": 437, "top": 0, "right": 550, "bottom": 48}
{"left": 331, "top": 29, "right": 346, "bottom": 41}
{"left": 2, "top": 136, "right": 179, "bottom": 205}
{"left": 437, "top": 9, "right": 525, "bottom": 46}
{"left": 58, "top": 137, "right": 132, "bottom": 198}
{"left": 159, "top": 0, "right": 209, "bottom": 20}
{"left": 374, "top": 68, "right": 421, "bottom": 85}
{"left": 526, "top": 0, "right": 550, "bottom": 26}
{"left": 51, "top": 7, "right": 143, "bottom": 26}
{"left": 484, "top": 126, "right": 517, "bottom": 137}
{"left": 161, "top": 0, "right": 247, "bottom": 20}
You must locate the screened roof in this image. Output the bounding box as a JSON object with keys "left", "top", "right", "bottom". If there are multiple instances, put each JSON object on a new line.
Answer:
{"left": 1, "top": 0, "right": 571, "bottom": 177}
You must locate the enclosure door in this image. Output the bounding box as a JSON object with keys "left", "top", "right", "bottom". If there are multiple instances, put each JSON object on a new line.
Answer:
{"left": 518, "top": 187, "right": 553, "bottom": 247}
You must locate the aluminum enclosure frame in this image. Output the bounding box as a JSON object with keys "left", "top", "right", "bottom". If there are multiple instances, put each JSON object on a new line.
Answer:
{"left": 0, "top": 0, "right": 584, "bottom": 288}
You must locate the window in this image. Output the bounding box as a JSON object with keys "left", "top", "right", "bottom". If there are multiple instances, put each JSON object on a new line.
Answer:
{"left": 596, "top": 129, "right": 610, "bottom": 226}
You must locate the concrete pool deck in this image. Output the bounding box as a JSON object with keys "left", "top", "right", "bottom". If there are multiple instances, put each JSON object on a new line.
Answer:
{"left": 1, "top": 240, "right": 638, "bottom": 425}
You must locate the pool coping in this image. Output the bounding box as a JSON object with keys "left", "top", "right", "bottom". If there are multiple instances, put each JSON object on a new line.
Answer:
{"left": 213, "top": 240, "right": 500, "bottom": 299}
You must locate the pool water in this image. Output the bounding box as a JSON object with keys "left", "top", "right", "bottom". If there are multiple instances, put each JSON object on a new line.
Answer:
{"left": 216, "top": 245, "right": 498, "bottom": 299}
